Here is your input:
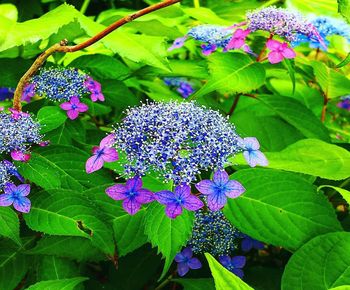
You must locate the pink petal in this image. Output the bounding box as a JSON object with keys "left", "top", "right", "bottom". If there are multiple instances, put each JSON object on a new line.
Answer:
{"left": 0, "top": 194, "right": 13, "bottom": 206}
{"left": 77, "top": 103, "right": 88, "bottom": 112}
{"left": 67, "top": 110, "right": 79, "bottom": 120}
{"left": 165, "top": 203, "right": 183, "bottom": 219}
{"left": 266, "top": 39, "right": 282, "bottom": 50}
{"left": 225, "top": 180, "right": 245, "bottom": 198}
{"left": 69, "top": 96, "right": 80, "bottom": 104}
{"left": 101, "top": 147, "right": 119, "bottom": 162}
{"left": 105, "top": 184, "right": 128, "bottom": 200}
{"left": 100, "top": 134, "right": 115, "bottom": 147}
{"left": 183, "top": 195, "right": 204, "bottom": 211}
{"left": 123, "top": 198, "right": 141, "bottom": 215}
{"left": 282, "top": 47, "right": 296, "bottom": 59}
{"left": 268, "top": 51, "right": 284, "bottom": 64}
{"left": 168, "top": 36, "right": 187, "bottom": 51}
{"left": 90, "top": 94, "right": 98, "bottom": 102}
{"left": 60, "top": 102, "right": 72, "bottom": 111}
{"left": 195, "top": 180, "right": 215, "bottom": 195}
{"left": 13, "top": 197, "right": 31, "bottom": 213}
{"left": 135, "top": 189, "right": 154, "bottom": 204}
{"left": 85, "top": 155, "right": 104, "bottom": 173}
{"left": 11, "top": 150, "right": 30, "bottom": 162}
{"left": 226, "top": 38, "right": 245, "bottom": 50}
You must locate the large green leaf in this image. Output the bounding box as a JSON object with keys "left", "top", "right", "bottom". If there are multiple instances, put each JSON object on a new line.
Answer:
{"left": 257, "top": 95, "right": 330, "bottom": 141}
{"left": 205, "top": 253, "right": 254, "bottom": 290}
{"left": 193, "top": 53, "right": 266, "bottom": 98}
{"left": 286, "top": 0, "right": 338, "bottom": 17}
{"left": 0, "top": 207, "right": 20, "bottom": 245}
{"left": 36, "top": 256, "right": 80, "bottom": 280}
{"left": 144, "top": 202, "right": 194, "bottom": 279}
{"left": 312, "top": 61, "right": 350, "bottom": 98}
{"left": 37, "top": 106, "right": 67, "bottom": 134}
{"left": 338, "top": 0, "right": 350, "bottom": 22}
{"left": 282, "top": 232, "right": 350, "bottom": 290}
{"left": 223, "top": 169, "right": 342, "bottom": 251}
{"left": 26, "top": 277, "right": 88, "bottom": 290}
{"left": 24, "top": 189, "right": 115, "bottom": 255}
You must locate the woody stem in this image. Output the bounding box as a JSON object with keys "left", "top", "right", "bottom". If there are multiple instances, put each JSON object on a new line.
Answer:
{"left": 12, "top": 0, "right": 181, "bottom": 111}
{"left": 256, "top": 33, "right": 273, "bottom": 62}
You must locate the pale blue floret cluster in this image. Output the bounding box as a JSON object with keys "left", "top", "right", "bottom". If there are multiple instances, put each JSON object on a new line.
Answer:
{"left": 0, "top": 112, "right": 42, "bottom": 153}
{"left": 188, "top": 209, "right": 241, "bottom": 256}
{"left": 112, "top": 102, "right": 241, "bottom": 184}
{"left": 187, "top": 25, "right": 232, "bottom": 48}
{"left": 0, "top": 161, "right": 20, "bottom": 189}
{"left": 32, "top": 67, "right": 89, "bottom": 101}
{"left": 246, "top": 6, "right": 314, "bottom": 41}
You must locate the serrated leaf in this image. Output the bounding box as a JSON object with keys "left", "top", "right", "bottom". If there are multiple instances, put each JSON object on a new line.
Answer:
{"left": 144, "top": 202, "right": 194, "bottom": 279}
{"left": 26, "top": 277, "right": 88, "bottom": 290}
{"left": 286, "top": 0, "right": 338, "bottom": 17}
{"left": 36, "top": 256, "right": 80, "bottom": 280}
{"left": 37, "top": 106, "right": 67, "bottom": 134}
{"left": 263, "top": 139, "right": 350, "bottom": 180}
{"left": 338, "top": 0, "right": 350, "bottom": 23}
{"left": 223, "top": 169, "right": 342, "bottom": 251}
{"left": 257, "top": 94, "right": 330, "bottom": 141}
{"left": 282, "top": 232, "right": 350, "bottom": 290}
{"left": 0, "top": 207, "right": 20, "bottom": 245}
{"left": 205, "top": 253, "right": 254, "bottom": 290}
{"left": 193, "top": 53, "right": 265, "bottom": 98}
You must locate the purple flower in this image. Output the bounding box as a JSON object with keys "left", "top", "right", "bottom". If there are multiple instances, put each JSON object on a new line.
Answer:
{"left": 168, "top": 36, "right": 188, "bottom": 51}
{"left": 86, "top": 134, "right": 119, "bottom": 173}
{"left": 0, "top": 183, "right": 31, "bottom": 213}
{"left": 177, "top": 83, "right": 194, "bottom": 99}
{"left": 21, "top": 83, "right": 35, "bottom": 102}
{"left": 241, "top": 234, "right": 264, "bottom": 252}
{"left": 84, "top": 77, "right": 105, "bottom": 102}
{"left": 266, "top": 39, "right": 296, "bottom": 64}
{"left": 105, "top": 176, "right": 154, "bottom": 215}
{"left": 155, "top": 184, "right": 204, "bottom": 219}
{"left": 8, "top": 108, "right": 30, "bottom": 120}
{"left": 3, "top": 160, "right": 24, "bottom": 183}
{"left": 195, "top": 170, "right": 245, "bottom": 211}
{"left": 239, "top": 137, "right": 268, "bottom": 167}
{"left": 201, "top": 44, "right": 217, "bottom": 55}
{"left": 60, "top": 96, "right": 88, "bottom": 120}
{"left": 219, "top": 255, "right": 246, "bottom": 278}
{"left": 90, "top": 88, "right": 105, "bottom": 102}
{"left": 175, "top": 247, "right": 202, "bottom": 276}
{"left": 337, "top": 99, "right": 350, "bottom": 111}
{"left": 226, "top": 29, "right": 251, "bottom": 50}
{"left": 0, "top": 87, "right": 14, "bottom": 101}
{"left": 10, "top": 150, "right": 31, "bottom": 162}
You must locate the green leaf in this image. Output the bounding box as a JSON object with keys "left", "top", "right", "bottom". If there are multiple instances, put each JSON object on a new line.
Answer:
{"left": 0, "top": 4, "right": 18, "bottom": 21}
{"left": 263, "top": 139, "right": 350, "bottom": 180}
{"left": 338, "top": 0, "right": 350, "bottom": 23}
{"left": 286, "top": 0, "right": 338, "bottom": 17}
{"left": 282, "top": 59, "right": 296, "bottom": 95}
{"left": 26, "top": 277, "right": 88, "bottom": 290}
{"left": 113, "top": 209, "right": 148, "bottom": 257}
{"left": 312, "top": 61, "right": 350, "bottom": 98}
{"left": 336, "top": 52, "right": 350, "bottom": 68}
{"left": 173, "top": 278, "right": 215, "bottom": 290}
{"left": 223, "top": 169, "right": 342, "bottom": 251}
{"left": 37, "top": 106, "right": 67, "bottom": 134}
{"left": 193, "top": 53, "right": 266, "bottom": 98}
{"left": 144, "top": 202, "right": 194, "bottom": 279}
{"left": 45, "top": 119, "right": 86, "bottom": 145}
{"left": 36, "top": 256, "right": 80, "bottom": 280}
{"left": 282, "top": 232, "right": 350, "bottom": 290}
{"left": 205, "top": 253, "right": 254, "bottom": 290}
{"left": 0, "top": 207, "right": 20, "bottom": 245}
{"left": 257, "top": 95, "right": 330, "bottom": 141}
{"left": 319, "top": 185, "right": 350, "bottom": 205}
{"left": 182, "top": 7, "right": 231, "bottom": 25}
{"left": 24, "top": 189, "right": 115, "bottom": 255}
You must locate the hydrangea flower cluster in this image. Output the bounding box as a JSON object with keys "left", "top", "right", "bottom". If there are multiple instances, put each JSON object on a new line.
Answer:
{"left": 292, "top": 16, "right": 350, "bottom": 49}
{"left": 337, "top": 95, "right": 350, "bottom": 111}
{"left": 188, "top": 209, "right": 241, "bottom": 256}
{"left": 22, "top": 67, "right": 105, "bottom": 120}
{"left": 164, "top": 77, "right": 194, "bottom": 98}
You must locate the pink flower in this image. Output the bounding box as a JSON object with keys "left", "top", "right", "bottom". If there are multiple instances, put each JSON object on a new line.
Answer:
{"left": 84, "top": 77, "right": 105, "bottom": 102}
{"left": 168, "top": 36, "right": 188, "bottom": 51}
{"left": 85, "top": 134, "right": 119, "bottom": 173}
{"left": 266, "top": 39, "right": 296, "bottom": 64}
{"left": 90, "top": 88, "right": 105, "bottom": 102}
{"left": 8, "top": 108, "right": 29, "bottom": 120}
{"left": 11, "top": 150, "right": 31, "bottom": 162}
{"left": 60, "top": 96, "right": 88, "bottom": 120}
{"left": 226, "top": 29, "right": 251, "bottom": 50}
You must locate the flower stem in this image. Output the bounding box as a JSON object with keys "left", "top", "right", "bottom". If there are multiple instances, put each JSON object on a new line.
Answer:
{"left": 321, "top": 94, "right": 329, "bottom": 122}
{"left": 155, "top": 274, "right": 173, "bottom": 290}
{"left": 256, "top": 33, "right": 273, "bottom": 62}
{"left": 12, "top": 0, "right": 181, "bottom": 111}
{"left": 228, "top": 94, "right": 241, "bottom": 116}
{"left": 193, "top": 0, "right": 200, "bottom": 8}
{"left": 80, "top": 0, "right": 91, "bottom": 14}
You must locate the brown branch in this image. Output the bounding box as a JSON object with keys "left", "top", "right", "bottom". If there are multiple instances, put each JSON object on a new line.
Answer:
{"left": 228, "top": 94, "right": 241, "bottom": 116}
{"left": 13, "top": 0, "right": 181, "bottom": 111}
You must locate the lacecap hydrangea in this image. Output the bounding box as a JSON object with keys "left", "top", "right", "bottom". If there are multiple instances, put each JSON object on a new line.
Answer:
{"left": 86, "top": 101, "right": 267, "bottom": 217}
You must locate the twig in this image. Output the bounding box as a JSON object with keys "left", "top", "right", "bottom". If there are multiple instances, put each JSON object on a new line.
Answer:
{"left": 155, "top": 274, "right": 173, "bottom": 290}
{"left": 228, "top": 94, "right": 241, "bottom": 116}
{"left": 12, "top": 0, "right": 181, "bottom": 111}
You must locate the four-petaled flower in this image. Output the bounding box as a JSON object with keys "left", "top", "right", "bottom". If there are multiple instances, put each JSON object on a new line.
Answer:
{"left": 238, "top": 137, "right": 268, "bottom": 167}
{"left": 168, "top": 36, "right": 188, "bottom": 51}
{"left": 21, "top": 83, "right": 35, "bottom": 102}
{"left": 106, "top": 176, "right": 154, "bottom": 215}
{"left": 241, "top": 234, "right": 264, "bottom": 252}
{"left": 219, "top": 255, "right": 246, "bottom": 278}
{"left": 0, "top": 183, "right": 31, "bottom": 213}
{"left": 266, "top": 39, "right": 296, "bottom": 64}
{"left": 86, "top": 134, "right": 119, "bottom": 173}
{"left": 84, "top": 77, "right": 105, "bottom": 102}
{"left": 60, "top": 96, "right": 88, "bottom": 120}
{"left": 8, "top": 108, "right": 29, "bottom": 120}
{"left": 155, "top": 184, "right": 204, "bottom": 219}
{"left": 175, "top": 247, "right": 202, "bottom": 277}
{"left": 226, "top": 29, "right": 251, "bottom": 50}
{"left": 195, "top": 170, "right": 245, "bottom": 211}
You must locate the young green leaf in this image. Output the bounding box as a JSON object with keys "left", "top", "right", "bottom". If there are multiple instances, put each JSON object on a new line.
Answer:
{"left": 26, "top": 277, "right": 88, "bottom": 290}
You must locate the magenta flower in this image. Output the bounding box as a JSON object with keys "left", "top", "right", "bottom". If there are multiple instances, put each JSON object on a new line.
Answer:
{"left": 238, "top": 137, "right": 268, "bottom": 167}
{"left": 155, "top": 184, "right": 204, "bottom": 219}
{"left": 11, "top": 150, "right": 30, "bottom": 162}
{"left": 105, "top": 176, "right": 154, "bottom": 215}
{"left": 195, "top": 170, "right": 245, "bottom": 211}
{"left": 90, "top": 88, "right": 105, "bottom": 102}
{"left": 0, "top": 183, "right": 31, "bottom": 213}
{"left": 175, "top": 247, "right": 202, "bottom": 277}
{"left": 201, "top": 44, "right": 217, "bottom": 55}
{"left": 219, "top": 255, "right": 246, "bottom": 278}
{"left": 21, "top": 83, "right": 35, "bottom": 102}
{"left": 226, "top": 29, "right": 251, "bottom": 50}
{"left": 84, "top": 77, "right": 104, "bottom": 102}
{"left": 8, "top": 108, "right": 29, "bottom": 120}
{"left": 266, "top": 39, "right": 296, "bottom": 64}
{"left": 60, "top": 96, "right": 88, "bottom": 120}
{"left": 86, "top": 134, "right": 119, "bottom": 173}
{"left": 168, "top": 36, "right": 188, "bottom": 51}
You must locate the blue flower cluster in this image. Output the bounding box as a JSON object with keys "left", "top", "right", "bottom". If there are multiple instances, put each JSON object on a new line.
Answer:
{"left": 163, "top": 77, "right": 194, "bottom": 98}
{"left": 188, "top": 209, "right": 241, "bottom": 256}
{"left": 246, "top": 6, "right": 314, "bottom": 42}
{"left": 292, "top": 16, "right": 350, "bottom": 49}
{"left": 112, "top": 101, "right": 240, "bottom": 184}
{"left": 188, "top": 24, "right": 232, "bottom": 49}
{"left": 31, "top": 67, "right": 89, "bottom": 101}
{"left": 0, "top": 111, "right": 42, "bottom": 154}
{"left": 0, "top": 161, "right": 19, "bottom": 189}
